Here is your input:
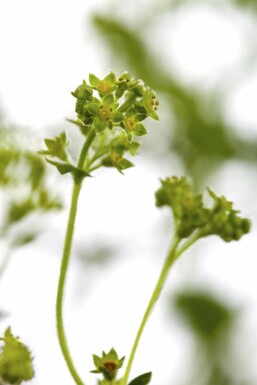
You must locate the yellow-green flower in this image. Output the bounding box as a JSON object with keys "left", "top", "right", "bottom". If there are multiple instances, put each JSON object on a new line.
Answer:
{"left": 89, "top": 72, "right": 116, "bottom": 95}
{"left": 122, "top": 107, "right": 147, "bottom": 141}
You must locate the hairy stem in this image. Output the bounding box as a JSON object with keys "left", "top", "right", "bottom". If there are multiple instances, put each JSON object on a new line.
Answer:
{"left": 56, "top": 127, "right": 96, "bottom": 385}
{"left": 121, "top": 236, "right": 180, "bottom": 385}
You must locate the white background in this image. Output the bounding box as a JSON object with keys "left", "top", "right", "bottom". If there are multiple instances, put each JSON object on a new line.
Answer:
{"left": 0, "top": 1, "right": 257, "bottom": 385}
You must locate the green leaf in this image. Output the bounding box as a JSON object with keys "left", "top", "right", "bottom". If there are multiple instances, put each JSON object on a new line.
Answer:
{"left": 71, "top": 80, "right": 93, "bottom": 100}
{"left": 136, "top": 113, "right": 147, "bottom": 122}
{"left": 117, "top": 158, "right": 134, "bottom": 170}
{"left": 66, "top": 118, "right": 90, "bottom": 136}
{"left": 94, "top": 118, "right": 108, "bottom": 134}
{"left": 40, "top": 132, "right": 69, "bottom": 161}
{"left": 129, "top": 141, "right": 141, "bottom": 155}
{"left": 132, "top": 124, "right": 147, "bottom": 136}
{"left": 93, "top": 354, "right": 102, "bottom": 368}
{"left": 46, "top": 159, "right": 89, "bottom": 179}
{"left": 112, "top": 111, "right": 124, "bottom": 123}
{"left": 102, "top": 93, "right": 114, "bottom": 106}
{"left": 85, "top": 103, "right": 100, "bottom": 115}
{"left": 173, "top": 291, "right": 234, "bottom": 340}
{"left": 127, "top": 372, "right": 152, "bottom": 385}
{"left": 89, "top": 73, "right": 100, "bottom": 87}
{"left": 104, "top": 71, "right": 116, "bottom": 85}
{"left": 0, "top": 327, "right": 34, "bottom": 384}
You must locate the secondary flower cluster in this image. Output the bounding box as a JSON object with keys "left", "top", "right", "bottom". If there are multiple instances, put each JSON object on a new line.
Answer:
{"left": 155, "top": 176, "right": 251, "bottom": 241}
{"left": 0, "top": 328, "right": 34, "bottom": 385}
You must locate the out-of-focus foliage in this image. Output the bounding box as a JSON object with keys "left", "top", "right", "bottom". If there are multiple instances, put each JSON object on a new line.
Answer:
{"left": 0, "top": 120, "right": 62, "bottom": 278}
{"left": 90, "top": 3, "right": 256, "bottom": 384}
{"left": 91, "top": 3, "right": 257, "bottom": 186}
{"left": 168, "top": 0, "right": 257, "bottom": 13}
{"left": 172, "top": 289, "right": 253, "bottom": 385}
{"left": 0, "top": 327, "right": 34, "bottom": 385}
{"left": 173, "top": 290, "right": 234, "bottom": 341}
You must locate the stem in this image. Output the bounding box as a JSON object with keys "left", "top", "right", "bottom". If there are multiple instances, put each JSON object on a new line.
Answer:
{"left": 56, "top": 181, "right": 84, "bottom": 385}
{"left": 175, "top": 230, "right": 203, "bottom": 260}
{"left": 56, "top": 126, "right": 96, "bottom": 385}
{"left": 77, "top": 127, "right": 96, "bottom": 170}
{"left": 121, "top": 236, "right": 180, "bottom": 385}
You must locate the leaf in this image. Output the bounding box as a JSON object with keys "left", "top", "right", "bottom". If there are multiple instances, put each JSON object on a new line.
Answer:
{"left": 112, "top": 111, "right": 124, "bottom": 123}
{"left": 94, "top": 118, "right": 108, "bottom": 134}
{"left": 85, "top": 103, "right": 100, "bottom": 115}
{"left": 71, "top": 80, "right": 93, "bottom": 100}
{"left": 93, "top": 354, "right": 102, "bottom": 368}
{"left": 129, "top": 141, "right": 141, "bottom": 155}
{"left": 12, "top": 233, "right": 38, "bottom": 247}
{"left": 0, "top": 327, "right": 34, "bottom": 384}
{"left": 102, "top": 93, "right": 114, "bottom": 106}
{"left": 132, "top": 124, "right": 147, "bottom": 136}
{"left": 39, "top": 132, "right": 69, "bottom": 161}
{"left": 104, "top": 71, "right": 116, "bottom": 85}
{"left": 66, "top": 118, "right": 90, "bottom": 136}
{"left": 127, "top": 372, "right": 152, "bottom": 385}
{"left": 89, "top": 73, "right": 100, "bottom": 87}
{"left": 46, "top": 159, "right": 89, "bottom": 179}
{"left": 117, "top": 158, "right": 134, "bottom": 170}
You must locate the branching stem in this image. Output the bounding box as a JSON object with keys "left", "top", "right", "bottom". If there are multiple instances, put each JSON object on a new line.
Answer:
{"left": 56, "top": 126, "right": 96, "bottom": 385}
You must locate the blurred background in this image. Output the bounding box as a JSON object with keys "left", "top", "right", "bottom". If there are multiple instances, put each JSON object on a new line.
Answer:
{"left": 0, "top": 1, "right": 257, "bottom": 385}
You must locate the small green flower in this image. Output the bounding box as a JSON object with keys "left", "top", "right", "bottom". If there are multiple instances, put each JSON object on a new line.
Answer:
{"left": 156, "top": 176, "right": 208, "bottom": 238}
{"left": 142, "top": 88, "right": 159, "bottom": 120}
{"left": 155, "top": 176, "right": 251, "bottom": 242}
{"left": 122, "top": 107, "right": 147, "bottom": 141}
{"left": 206, "top": 188, "right": 251, "bottom": 242}
{"left": 89, "top": 72, "right": 116, "bottom": 95}
{"left": 88, "top": 94, "right": 124, "bottom": 134}
{"left": 71, "top": 80, "right": 93, "bottom": 101}
{"left": 91, "top": 348, "right": 125, "bottom": 381}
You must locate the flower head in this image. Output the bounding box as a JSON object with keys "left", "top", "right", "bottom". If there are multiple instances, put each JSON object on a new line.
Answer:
{"left": 91, "top": 348, "right": 125, "bottom": 381}
{"left": 156, "top": 176, "right": 251, "bottom": 241}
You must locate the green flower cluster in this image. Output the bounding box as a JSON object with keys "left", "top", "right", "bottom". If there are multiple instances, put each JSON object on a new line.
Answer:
{"left": 91, "top": 348, "right": 124, "bottom": 382}
{"left": 40, "top": 72, "right": 159, "bottom": 178}
{"left": 0, "top": 328, "right": 34, "bottom": 385}
{"left": 155, "top": 176, "right": 251, "bottom": 241}
{"left": 72, "top": 72, "right": 159, "bottom": 139}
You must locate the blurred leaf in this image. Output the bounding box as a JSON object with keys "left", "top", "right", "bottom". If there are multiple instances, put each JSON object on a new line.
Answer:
{"left": 91, "top": 14, "right": 257, "bottom": 185}
{"left": 127, "top": 372, "right": 152, "bottom": 385}
{"left": 173, "top": 290, "right": 235, "bottom": 341}
{"left": 0, "top": 327, "right": 34, "bottom": 384}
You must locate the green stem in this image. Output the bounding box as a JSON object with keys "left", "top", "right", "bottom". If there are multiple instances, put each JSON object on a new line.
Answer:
{"left": 56, "top": 180, "right": 84, "bottom": 385}
{"left": 77, "top": 127, "right": 96, "bottom": 170}
{"left": 56, "top": 126, "right": 96, "bottom": 385}
{"left": 175, "top": 230, "right": 203, "bottom": 260}
{"left": 121, "top": 236, "right": 180, "bottom": 385}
